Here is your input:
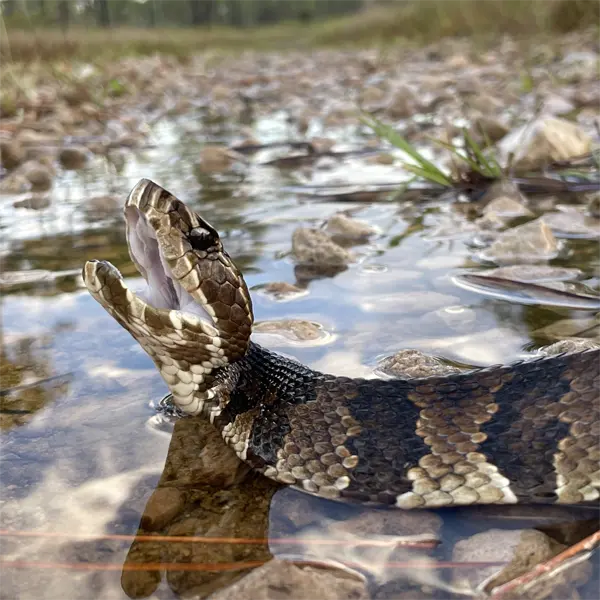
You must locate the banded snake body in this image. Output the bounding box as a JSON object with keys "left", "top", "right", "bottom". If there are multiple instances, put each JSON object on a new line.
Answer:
{"left": 83, "top": 179, "right": 600, "bottom": 509}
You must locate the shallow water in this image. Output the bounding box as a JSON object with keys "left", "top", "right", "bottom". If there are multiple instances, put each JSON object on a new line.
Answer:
{"left": 1, "top": 106, "right": 599, "bottom": 599}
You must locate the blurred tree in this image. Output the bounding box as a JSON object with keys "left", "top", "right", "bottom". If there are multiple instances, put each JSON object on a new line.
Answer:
{"left": 189, "top": 0, "right": 214, "bottom": 26}
{"left": 96, "top": 0, "right": 110, "bottom": 27}
{"left": 57, "top": 0, "right": 69, "bottom": 31}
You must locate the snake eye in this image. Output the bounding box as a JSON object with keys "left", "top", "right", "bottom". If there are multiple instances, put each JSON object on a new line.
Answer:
{"left": 189, "top": 226, "right": 217, "bottom": 251}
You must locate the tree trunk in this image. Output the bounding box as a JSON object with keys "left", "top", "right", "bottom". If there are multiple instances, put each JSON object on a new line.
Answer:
{"left": 189, "top": 0, "right": 214, "bottom": 26}
{"left": 3, "top": 0, "right": 16, "bottom": 17}
{"left": 57, "top": 0, "right": 70, "bottom": 32}
{"left": 148, "top": 0, "right": 157, "bottom": 27}
{"left": 96, "top": 0, "right": 111, "bottom": 28}
{"left": 228, "top": 0, "right": 243, "bottom": 27}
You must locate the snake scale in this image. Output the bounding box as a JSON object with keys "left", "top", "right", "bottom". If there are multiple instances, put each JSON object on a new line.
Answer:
{"left": 83, "top": 179, "right": 600, "bottom": 509}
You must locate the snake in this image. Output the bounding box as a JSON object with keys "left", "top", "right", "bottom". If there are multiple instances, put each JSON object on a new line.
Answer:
{"left": 83, "top": 179, "right": 600, "bottom": 509}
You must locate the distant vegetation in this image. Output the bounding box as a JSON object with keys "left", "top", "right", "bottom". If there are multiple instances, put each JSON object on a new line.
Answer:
{"left": 1, "top": 0, "right": 598, "bottom": 62}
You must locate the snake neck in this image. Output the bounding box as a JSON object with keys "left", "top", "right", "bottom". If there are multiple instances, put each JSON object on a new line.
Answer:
{"left": 209, "top": 342, "right": 326, "bottom": 461}
{"left": 215, "top": 341, "right": 322, "bottom": 412}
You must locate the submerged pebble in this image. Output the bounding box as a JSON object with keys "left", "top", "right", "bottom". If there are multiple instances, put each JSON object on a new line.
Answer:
{"left": 479, "top": 219, "right": 559, "bottom": 264}
{"left": 292, "top": 228, "right": 353, "bottom": 267}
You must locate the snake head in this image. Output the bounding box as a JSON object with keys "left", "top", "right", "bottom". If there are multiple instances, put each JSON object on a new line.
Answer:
{"left": 82, "top": 179, "right": 253, "bottom": 416}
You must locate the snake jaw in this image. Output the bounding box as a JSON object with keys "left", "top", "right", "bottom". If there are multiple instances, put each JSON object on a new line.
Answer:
{"left": 82, "top": 179, "right": 254, "bottom": 416}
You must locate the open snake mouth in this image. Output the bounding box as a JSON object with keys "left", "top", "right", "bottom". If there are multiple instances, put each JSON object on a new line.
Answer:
{"left": 123, "top": 202, "right": 214, "bottom": 324}
{"left": 82, "top": 180, "right": 254, "bottom": 411}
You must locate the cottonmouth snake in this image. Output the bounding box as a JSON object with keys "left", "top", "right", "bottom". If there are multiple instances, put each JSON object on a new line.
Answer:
{"left": 83, "top": 179, "right": 600, "bottom": 509}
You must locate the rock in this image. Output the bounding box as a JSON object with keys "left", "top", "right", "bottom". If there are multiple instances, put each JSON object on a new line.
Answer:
{"left": 485, "top": 530, "right": 566, "bottom": 592}
{"left": 208, "top": 559, "right": 368, "bottom": 600}
{"left": 452, "top": 529, "right": 565, "bottom": 593}
{"left": 0, "top": 171, "right": 29, "bottom": 194}
{"left": 479, "top": 180, "right": 525, "bottom": 204}
{"left": 471, "top": 115, "right": 509, "bottom": 143}
{"left": 535, "top": 316, "right": 600, "bottom": 341}
{"left": 542, "top": 208, "right": 600, "bottom": 239}
{"left": 559, "top": 50, "right": 599, "bottom": 83}
{"left": 360, "top": 85, "right": 385, "bottom": 109}
{"left": 446, "top": 54, "right": 469, "bottom": 69}
{"left": 481, "top": 265, "right": 582, "bottom": 282}
{"left": 139, "top": 487, "right": 186, "bottom": 532}
{"left": 253, "top": 320, "right": 330, "bottom": 344}
{"left": 292, "top": 228, "right": 352, "bottom": 267}
{"left": 385, "top": 85, "right": 418, "bottom": 119}
{"left": 0, "top": 140, "right": 25, "bottom": 170}
{"left": 309, "top": 137, "right": 335, "bottom": 153}
{"left": 198, "top": 145, "right": 246, "bottom": 172}
{"left": 498, "top": 116, "right": 592, "bottom": 172}
{"left": 22, "top": 161, "right": 53, "bottom": 191}
{"left": 539, "top": 338, "right": 600, "bottom": 356}
{"left": 377, "top": 349, "right": 462, "bottom": 379}
{"left": 84, "top": 195, "right": 120, "bottom": 218}
{"left": 367, "top": 152, "right": 395, "bottom": 165}
{"left": 467, "top": 93, "right": 504, "bottom": 114}
{"left": 480, "top": 219, "right": 559, "bottom": 264}
{"left": 13, "top": 194, "right": 51, "bottom": 210}
{"left": 329, "top": 507, "right": 441, "bottom": 539}
{"left": 477, "top": 195, "right": 533, "bottom": 229}
{"left": 59, "top": 146, "right": 89, "bottom": 170}
{"left": 541, "top": 94, "right": 575, "bottom": 116}
{"left": 325, "top": 214, "right": 377, "bottom": 243}
{"left": 259, "top": 282, "right": 307, "bottom": 301}
{"left": 586, "top": 192, "right": 600, "bottom": 218}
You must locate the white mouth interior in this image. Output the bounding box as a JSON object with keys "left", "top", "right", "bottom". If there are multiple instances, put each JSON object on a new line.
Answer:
{"left": 126, "top": 207, "right": 213, "bottom": 323}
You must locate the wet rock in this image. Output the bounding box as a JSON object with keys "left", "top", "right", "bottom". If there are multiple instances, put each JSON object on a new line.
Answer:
{"left": 452, "top": 529, "right": 565, "bottom": 593}
{"left": 139, "top": 487, "right": 186, "bottom": 532}
{"left": 309, "top": 137, "right": 335, "bottom": 153}
{"left": 13, "top": 194, "right": 51, "bottom": 210}
{"left": 542, "top": 208, "right": 600, "bottom": 239}
{"left": 559, "top": 50, "right": 599, "bottom": 83}
{"left": 385, "top": 85, "right": 418, "bottom": 119}
{"left": 482, "top": 265, "right": 582, "bottom": 282}
{"left": 477, "top": 195, "right": 533, "bottom": 229}
{"left": 59, "top": 147, "right": 89, "bottom": 170}
{"left": 479, "top": 219, "right": 559, "bottom": 264}
{"left": 479, "top": 179, "right": 525, "bottom": 204}
{"left": 325, "top": 214, "right": 377, "bottom": 243}
{"left": 0, "top": 171, "right": 29, "bottom": 194}
{"left": 366, "top": 152, "right": 395, "bottom": 165}
{"left": 541, "top": 94, "right": 575, "bottom": 116}
{"left": 292, "top": 228, "right": 353, "bottom": 267}
{"left": 198, "top": 145, "right": 246, "bottom": 172}
{"left": 471, "top": 115, "right": 510, "bottom": 143}
{"left": 0, "top": 140, "right": 25, "bottom": 170}
{"left": 498, "top": 116, "right": 592, "bottom": 172}
{"left": 377, "top": 349, "right": 462, "bottom": 379}
{"left": 467, "top": 93, "right": 504, "bottom": 114}
{"left": 485, "top": 530, "right": 566, "bottom": 591}
{"left": 539, "top": 338, "right": 600, "bottom": 356}
{"left": 258, "top": 282, "right": 307, "bottom": 301}
{"left": 535, "top": 316, "right": 600, "bottom": 341}
{"left": 329, "top": 507, "right": 441, "bottom": 539}
{"left": 84, "top": 195, "right": 120, "bottom": 218}
{"left": 208, "top": 559, "right": 368, "bottom": 600}
{"left": 360, "top": 86, "right": 385, "bottom": 110}
{"left": 253, "top": 320, "right": 330, "bottom": 344}
{"left": 22, "top": 161, "right": 53, "bottom": 191}
{"left": 586, "top": 192, "right": 600, "bottom": 218}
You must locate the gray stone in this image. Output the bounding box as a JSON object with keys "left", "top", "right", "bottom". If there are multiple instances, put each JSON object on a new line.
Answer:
{"left": 377, "top": 349, "right": 462, "bottom": 379}
{"left": 292, "top": 228, "right": 352, "bottom": 267}
{"left": 208, "top": 559, "right": 369, "bottom": 600}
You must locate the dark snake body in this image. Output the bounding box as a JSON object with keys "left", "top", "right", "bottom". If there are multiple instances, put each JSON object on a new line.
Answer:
{"left": 83, "top": 180, "right": 600, "bottom": 509}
